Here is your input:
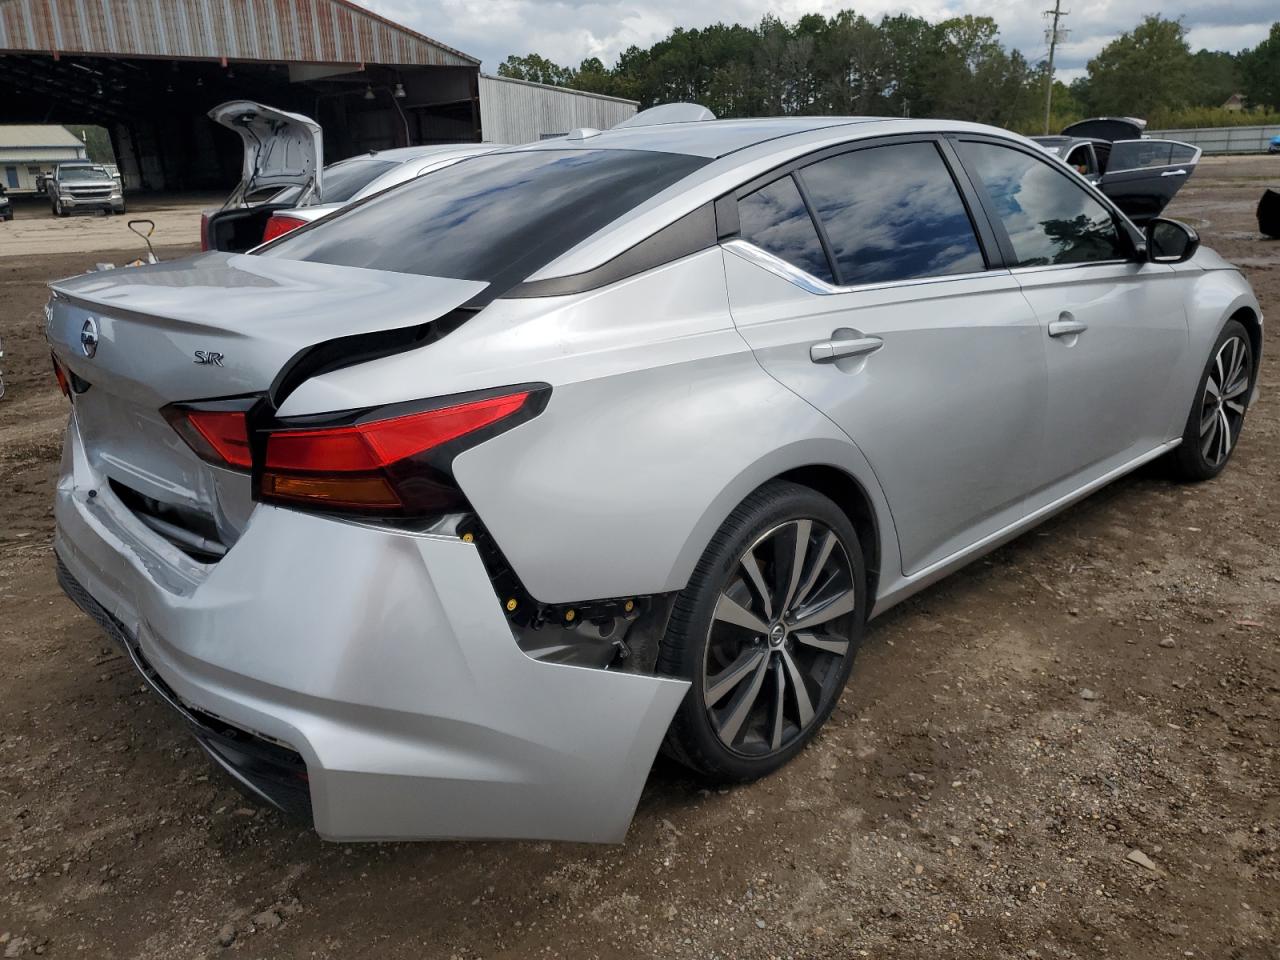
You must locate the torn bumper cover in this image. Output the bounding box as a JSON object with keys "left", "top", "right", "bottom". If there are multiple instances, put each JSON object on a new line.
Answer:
{"left": 54, "top": 417, "right": 688, "bottom": 843}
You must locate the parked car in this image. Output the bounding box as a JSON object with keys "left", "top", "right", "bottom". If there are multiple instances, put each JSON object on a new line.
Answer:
{"left": 1269, "top": 134, "right": 1280, "bottom": 154}
{"left": 202, "top": 100, "right": 503, "bottom": 251}
{"left": 1032, "top": 117, "right": 1200, "bottom": 222}
{"left": 47, "top": 161, "right": 125, "bottom": 216}
{"left": 0, "top": 183, "right": 11, "bottom": 222}
{"left": 46, "top": 110, "right": 1261, "bottom": 843}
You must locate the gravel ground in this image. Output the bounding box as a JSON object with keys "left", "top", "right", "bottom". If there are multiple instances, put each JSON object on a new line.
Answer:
{"left": 0, "top": 157, "right": 1277, "bottom": 959}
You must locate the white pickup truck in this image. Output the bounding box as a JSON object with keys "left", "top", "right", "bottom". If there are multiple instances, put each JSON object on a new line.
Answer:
{"left": 48, "top": 162, "right": 125, "bottom": 217}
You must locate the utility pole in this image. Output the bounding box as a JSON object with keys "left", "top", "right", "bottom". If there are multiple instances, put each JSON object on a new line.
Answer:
{"left": 1043, "top": 0, "right": 1069, "bottom": 135}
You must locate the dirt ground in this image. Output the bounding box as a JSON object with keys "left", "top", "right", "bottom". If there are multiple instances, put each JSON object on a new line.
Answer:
{"left": 0, "top": 193, "right": 219, "bottom": 257}
{"left": 1, "top": 158, "right": 1277, "bottom": 960}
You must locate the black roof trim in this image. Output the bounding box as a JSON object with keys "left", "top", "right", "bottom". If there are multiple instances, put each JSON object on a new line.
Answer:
{"left": 504, "top": 202, "right": 718, "bottom": 299}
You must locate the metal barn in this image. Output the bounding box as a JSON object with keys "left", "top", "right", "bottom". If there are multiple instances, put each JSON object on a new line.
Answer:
{"left": 0, "top": 0, "right": 633, "bottom": 193}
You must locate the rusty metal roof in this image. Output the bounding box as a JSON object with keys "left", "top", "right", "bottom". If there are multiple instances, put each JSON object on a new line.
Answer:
{"left": 0, "top": 0, "right": 479, "bottom": 67}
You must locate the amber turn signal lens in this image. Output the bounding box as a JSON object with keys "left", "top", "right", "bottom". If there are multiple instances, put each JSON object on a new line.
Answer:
{"left": 51, "top": 353, "right": 71, "bottom": 399}
{"left": 261, "top": 473, "right": 400, "bottom": 509}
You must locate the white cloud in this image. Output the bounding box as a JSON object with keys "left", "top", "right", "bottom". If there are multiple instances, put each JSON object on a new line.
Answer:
{"left": 364, "top": 0, "right": 1273, "bottom": 77}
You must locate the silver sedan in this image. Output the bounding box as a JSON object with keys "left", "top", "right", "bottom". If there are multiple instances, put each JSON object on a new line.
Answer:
{"left": 47, "top": 110, "right": 1261, "bottom": 842}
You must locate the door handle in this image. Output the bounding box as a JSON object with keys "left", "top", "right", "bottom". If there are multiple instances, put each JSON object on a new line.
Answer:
{"left": 1160, "top": 169, "right": 1187, "bottom": 177}
{"left": 810, "top": 335, "right": 884, "bottom": 363}
{"left": 1048, "top": 318, "right": 1088, "bottom": 338}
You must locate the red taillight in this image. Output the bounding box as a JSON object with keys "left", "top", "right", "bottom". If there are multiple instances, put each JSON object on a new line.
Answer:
{"left": 52, "top": 353, "right": 71, "bottom": 398}
{"left": 168, "top": 409, "right": 252, "bottom": 469}
{"left": 261, "top": 215, "right": 306, "bottom": 244}
{"left": 261, "top": 391, "right": 533, "bottom": 512}
{"left": 199, "top": 210, "right": 211, "bottom": 252}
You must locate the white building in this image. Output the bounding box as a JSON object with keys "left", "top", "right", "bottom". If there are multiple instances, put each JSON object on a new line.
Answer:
{"left": 0, "top": 125, "right": 87, "bottom": 194}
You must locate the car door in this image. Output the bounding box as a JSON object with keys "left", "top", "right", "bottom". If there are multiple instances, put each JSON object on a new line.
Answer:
{"left": 1099, "top": 139, "right": 1200, "bottom": 221}
{"left": 722, "top": 136, "right": 1049, "bottom": 576}
{"left": 954, "top": 137, "right": 1190, "bottom": 491}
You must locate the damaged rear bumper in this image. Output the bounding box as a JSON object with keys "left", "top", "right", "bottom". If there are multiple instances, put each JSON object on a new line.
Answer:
{"left": 54, "top": 416, "right": 689, "bottom": 842}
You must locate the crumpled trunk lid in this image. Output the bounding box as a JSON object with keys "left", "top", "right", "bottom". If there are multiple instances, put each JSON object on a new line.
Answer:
{"left": 46, "top": 254, "right": 487, "bottom": 549}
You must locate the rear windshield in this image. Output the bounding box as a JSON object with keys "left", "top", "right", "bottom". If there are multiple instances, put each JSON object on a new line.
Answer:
{"left": 259, "top": 149, "right": 708, "bottom": 295}
{"left": 320, "top": 157, "right": 399, "bottom": 203}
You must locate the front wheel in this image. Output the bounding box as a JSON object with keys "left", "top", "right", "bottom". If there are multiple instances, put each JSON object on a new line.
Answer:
{"left": 658, "top": 481, "right": 865, "bottom": 782}
{"left": 1169, "top": 319, "right": 1253, "bottom": 481}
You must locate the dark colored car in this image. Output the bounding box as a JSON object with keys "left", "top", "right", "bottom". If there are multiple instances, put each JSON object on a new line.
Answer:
{"left": 1032, "top": 118, "right": 1201, "bottom": 222}
{"left": 0, "top": 184, "right": 11, "bottom": 222}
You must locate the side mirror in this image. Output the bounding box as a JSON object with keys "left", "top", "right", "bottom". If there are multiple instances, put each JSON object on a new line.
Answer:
{"left": 1146, "top": 218, "right": 1199, "bottom": 264}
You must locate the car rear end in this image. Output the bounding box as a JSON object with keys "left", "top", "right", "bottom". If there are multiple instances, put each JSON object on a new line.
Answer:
{"left": 47, "top": 144, "right": 710, "bottom": 841}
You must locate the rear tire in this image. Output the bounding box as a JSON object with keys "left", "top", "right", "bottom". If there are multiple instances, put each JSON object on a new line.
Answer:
{"left": 658, "top": 481, "right": 865, "bottom": 782}
{"left": 1168, "top": 318, "right": 1253, "bottom": 481}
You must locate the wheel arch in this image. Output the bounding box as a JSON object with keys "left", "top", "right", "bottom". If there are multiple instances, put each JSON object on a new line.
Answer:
{"left": 1229, "top": 304, "right": 1263, "bottom": 394}
{"left": 777, "top": 464, "right": 883, "bottom": 608}
{"left": 665, "top": 438, "right": 900, "bottom": 614}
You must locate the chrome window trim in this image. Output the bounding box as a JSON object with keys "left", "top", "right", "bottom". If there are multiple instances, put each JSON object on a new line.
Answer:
{"left": 1008, "top": 259, "right": 1135, "bottom": 276}
{"left": 722, "top": 238, "right": 1003, "bottom": 295}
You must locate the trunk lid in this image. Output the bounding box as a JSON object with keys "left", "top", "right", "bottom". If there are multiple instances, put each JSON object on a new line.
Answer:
{"left": 1060, "top": 116, "right": 1146, "bottom": 143}
{"left": 47, "top": 254, "right": 487, "bottom": 549}
{"left": 210, "top": 100, "right": 324, "bottom": 208}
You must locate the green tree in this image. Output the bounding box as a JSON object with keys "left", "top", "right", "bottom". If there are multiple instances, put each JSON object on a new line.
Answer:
{"left": 496, "top": 53, "right": 575, "bottom": 87}
{"left": 1240, "top": 22, "right": 1280, "bottom": 109}
{"left": 1083, "top": 15, "right": 1194, "bottom": 117}
{"left": 1189, "top": 49, "right": 1241, "bottom": 106}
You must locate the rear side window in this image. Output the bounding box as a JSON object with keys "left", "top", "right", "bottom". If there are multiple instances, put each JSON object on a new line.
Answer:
{"left": 799, "top": 142, "right": 985, "bottom": 286}
{"left": 320, "top": 158, "right": 399, "bottom": 202}
{"left": 959, "top": 141, "right": 1126, "bottom": 268}
{"left": 737, "top": 175, "right": 834, "bottom": 283}
{"left": 1109, "top": 140, "right": 1173, "bottom": 170}
{"left": 261, "top": 149, "right": 708, "bottom": 296}
{"left": 1168, "top": 142, "right": 1198, "bottom": 164}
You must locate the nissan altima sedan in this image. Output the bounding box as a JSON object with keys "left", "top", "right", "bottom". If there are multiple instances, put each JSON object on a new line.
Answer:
{"left": 47, "top": 111, "right": 1262, "bottom": 843}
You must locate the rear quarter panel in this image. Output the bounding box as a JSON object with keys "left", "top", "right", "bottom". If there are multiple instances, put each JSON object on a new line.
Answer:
{"left": 282, "top": 249, "right": 901, "bottom": 605}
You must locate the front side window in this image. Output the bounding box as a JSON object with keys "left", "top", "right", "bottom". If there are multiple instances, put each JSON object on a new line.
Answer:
{"left": 737, "top": 175, "right": 834, "bottom": 283}
{"left": 261, "top": 149, "right": 708, "bottom": 296}
{"left": 799, "top": 142, "right": 986, "bottom": 286}
{"left": 959, "top": 141, "right": 1126, "bottom": 268}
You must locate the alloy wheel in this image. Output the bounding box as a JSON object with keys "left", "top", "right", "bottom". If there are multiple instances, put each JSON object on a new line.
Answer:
{"left": 702, "top": 519, "right": 856, "bottom": 757}
{"left": 1200, "top": 334, "right": 1250, "bottom": 466}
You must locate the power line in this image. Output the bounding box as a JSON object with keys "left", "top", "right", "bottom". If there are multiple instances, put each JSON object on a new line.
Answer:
{"left": 1043, "top": 0, "right": 1069, "bottom": 135}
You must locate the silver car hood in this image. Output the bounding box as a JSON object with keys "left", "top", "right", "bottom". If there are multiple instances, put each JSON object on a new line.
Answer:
{"left": 210, "top": 100, "right": 324, "bottom": 207}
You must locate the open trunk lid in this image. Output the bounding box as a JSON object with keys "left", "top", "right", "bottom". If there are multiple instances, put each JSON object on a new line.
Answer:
{"left": 210, "top": 100, "right": 324, "bottom": 208}
{"left": 1061, "top": 116, "right": 1146, "bottom": 143}
{"left": 47, "top": 254, "right": 486, "bottom": 551}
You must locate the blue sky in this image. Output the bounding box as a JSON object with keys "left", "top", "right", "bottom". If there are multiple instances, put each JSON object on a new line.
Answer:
{"left": 367, "top": 0, "right": 1274, "bottom": 82}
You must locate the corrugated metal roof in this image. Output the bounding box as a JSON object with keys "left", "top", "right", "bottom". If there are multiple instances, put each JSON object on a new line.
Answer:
{"left": 0, "top": 0, "right": 478, "bottom": 67}
{"left": 0, "top": 123, "right": 86, "bottom": 148}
